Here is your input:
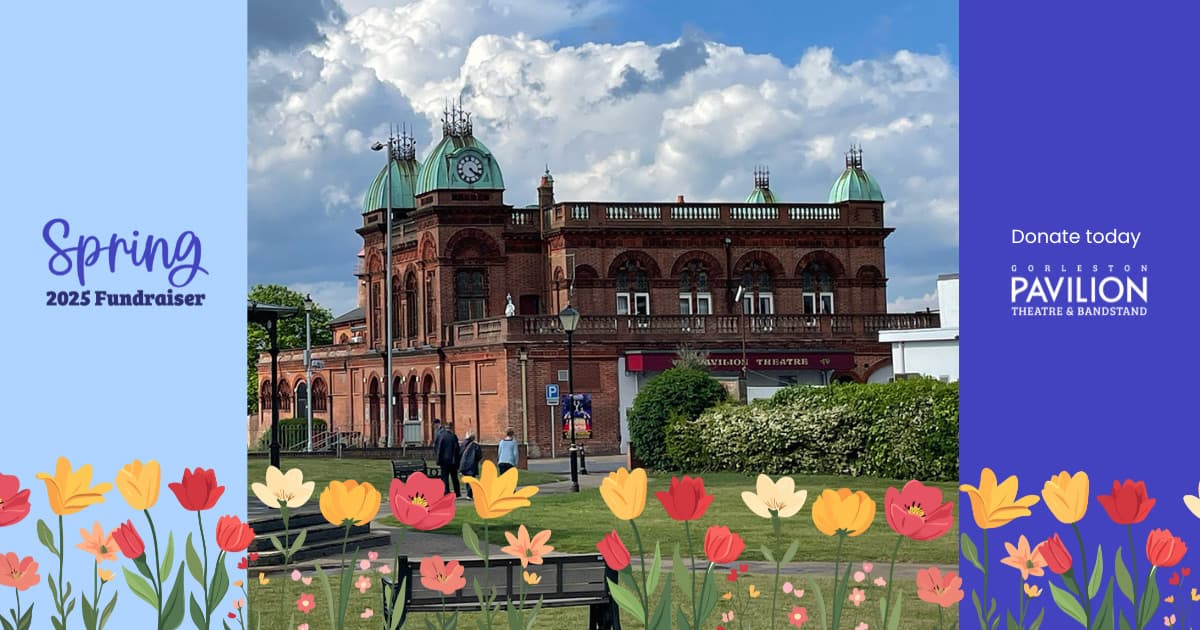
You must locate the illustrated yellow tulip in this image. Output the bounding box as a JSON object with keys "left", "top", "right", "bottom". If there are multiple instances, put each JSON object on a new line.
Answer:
{"left": 116, "top": 459, "right": 161, "bottom": 511}
{"left": 36, "top": 457, "right": 113, "bottom": 516}
{"left": 959, "top": 468, "right": 1040, "bottom": 529}
{"left": 251, "top": 466, "right": 316, "bottom": 510}
{"left": 742, "top": 474, "right": 808, "bottom": 519}
{"left": 1041, "top": 470, "right": 1089, "bottom": 524}
{"left": 811, "top": 488, "right": 875, "bottom": 537}
{"left": 318, "top": 480, "right": 381, "bottom": 526}
{"left": 599, "top": 467, "right": 647, "bottom": 521}
{"left": 462, "top": 461, "right": 539, "bottom": 519}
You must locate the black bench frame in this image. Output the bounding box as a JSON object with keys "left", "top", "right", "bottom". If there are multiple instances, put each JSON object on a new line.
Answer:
{"left": 381, "top": 553, "right": 621, "bottom": 629}
{"left": 391, "top": 459, "right": 439, "bottom": 482}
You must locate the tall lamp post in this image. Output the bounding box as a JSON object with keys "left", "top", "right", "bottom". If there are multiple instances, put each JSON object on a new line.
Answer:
{"left": 304, "top": 293, "right": 314, "bottom": 452}
{"left": 558, "top": 304, "right": 580, "bottom": 492}
{"left": 371, "top": 135, "right": 395, "bottom": 448}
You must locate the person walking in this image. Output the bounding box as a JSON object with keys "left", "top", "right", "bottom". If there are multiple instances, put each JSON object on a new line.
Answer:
{"left": 433, "top": 420, "right": 461, "bottom": 498}
{"left": 459, "top": 431, "right": 482, "bottom": 500}
{"left": 497, "top": 427, "right": 518, "bottom": 474}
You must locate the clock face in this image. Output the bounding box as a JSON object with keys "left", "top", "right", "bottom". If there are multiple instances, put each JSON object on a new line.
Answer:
{"left": 456, "top": 154, "right": 484, "bottom": 183}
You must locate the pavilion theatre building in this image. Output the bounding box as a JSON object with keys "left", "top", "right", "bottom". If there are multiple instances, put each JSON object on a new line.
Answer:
{"left": 254, "top": 107, "right": 938, "bottom": 458}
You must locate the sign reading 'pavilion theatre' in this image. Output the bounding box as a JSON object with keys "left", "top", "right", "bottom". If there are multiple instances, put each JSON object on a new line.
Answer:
{"left": 624, "top": 352, "right": 855, "bottom": 373}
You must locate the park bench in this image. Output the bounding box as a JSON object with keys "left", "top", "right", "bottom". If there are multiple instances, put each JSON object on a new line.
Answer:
{"left": 391, "top": 458, "right": 438, "bottom": 482}
{"left": 380, "top": 553, "right": 621, "bottom": 629}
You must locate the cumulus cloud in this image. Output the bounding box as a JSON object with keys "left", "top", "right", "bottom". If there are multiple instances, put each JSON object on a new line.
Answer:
{"left": 249, "top": 0, "right": 958, "bottom": 315}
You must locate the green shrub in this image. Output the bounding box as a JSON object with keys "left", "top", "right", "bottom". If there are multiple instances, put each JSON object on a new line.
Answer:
{"left": 664, "top": 412, "right": 709, "bottom": 471}
{"left": 628, "top": 367, "right": 728, "bottom": 469}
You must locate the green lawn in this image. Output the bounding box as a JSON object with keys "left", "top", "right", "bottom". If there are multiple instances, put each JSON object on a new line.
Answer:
{"left": 248, "top": 565, "right": 960, "bottom": 629}
{"left": 246, "top": 457, "right": 565, "bottom": 500}
{"left": 384, "top": 472, "right": 959, "bottom": 565}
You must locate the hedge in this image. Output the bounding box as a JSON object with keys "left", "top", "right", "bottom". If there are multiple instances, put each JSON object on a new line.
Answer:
{"left": 663, "top": 378, "right": 958, "bottom": 481}
{"left": 628, "top": 367, "right": 728, "bottom": 470}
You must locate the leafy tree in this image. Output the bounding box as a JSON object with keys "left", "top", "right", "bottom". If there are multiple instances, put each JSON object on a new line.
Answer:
{"left": 628, "top": 367, "right": 728, "bottom": 469}
{"left": 248, "top": 284, "right": 335, "bottom": 414}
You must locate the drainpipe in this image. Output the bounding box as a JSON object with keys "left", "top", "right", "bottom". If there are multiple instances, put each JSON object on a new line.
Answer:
{"left": 519, "top": 348, "right": 529, "bottom": 458}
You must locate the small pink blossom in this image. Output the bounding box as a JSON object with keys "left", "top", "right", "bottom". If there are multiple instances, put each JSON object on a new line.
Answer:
{"left": 368, "top": 551, "right": 379, "bottom": 561}
{"left": 301, "top": 576, "right": 312, "bottom": 586}
{"left": 874, "top": 577, "right": 887, "bottom": 587}
{"left": 298, "top": 625, "right": 308, "bottom": 630}
{"left": 355, "top": 574, "right": 372, "bottom": 593}
{"left": 854, "top": 623, "right": 869, "bottom": 630}
{"left": 379, "top": 564, "right": 392, "bottom": 575}
{"left": 722, "top": 611, "right": 735, "bottom": 623}
{"left": 849, "top": 588, "right": 866, "bottom": 607}
{"left": 783, "top": 582, "right": 794, "bottom": 594}
{"left": 359, "top": 559, "right": 371, "bottom": 571}
{"left": 853, "top": 571, "right": 866, "bottom": 583}
{"left": 861, "top": 563, "right": 873, "bottom": 573}
{"left": 361, "top": 608, "right": 375, "bottom": 619}
{"left": 291, "top": 569, "right": 302, "bottom": 581}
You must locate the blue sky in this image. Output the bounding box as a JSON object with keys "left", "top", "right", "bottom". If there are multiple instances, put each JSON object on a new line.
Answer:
{"left": 249, "top": 0, "right": 958, "bottom": 315}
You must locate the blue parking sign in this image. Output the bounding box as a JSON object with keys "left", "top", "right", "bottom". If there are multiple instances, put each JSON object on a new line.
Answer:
{"left": 546, "top": 384, "right": 559, "bottom": 405}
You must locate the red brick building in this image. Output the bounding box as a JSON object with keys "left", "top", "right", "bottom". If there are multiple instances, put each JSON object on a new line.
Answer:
{"left": 254, "top": 106, "right": 938, "bottom": 457}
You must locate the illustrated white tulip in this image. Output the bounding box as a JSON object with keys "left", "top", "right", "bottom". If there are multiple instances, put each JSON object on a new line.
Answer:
{"left": 741, "top": 474, "right": 808, "bottom": 519}
{"left": 251, "top": 466, "right": 316, "bottom": 510}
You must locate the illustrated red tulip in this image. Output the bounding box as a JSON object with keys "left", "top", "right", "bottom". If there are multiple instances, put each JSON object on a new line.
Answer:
{"left": 704, "top": 525, "right": 746, "bottom": 564}
{"left": 112, "top": 519, "right": 146, "bottom": 559}
{"left": 1097, "top": 480, "right": 1155, "bottom": 525}
{"left": 168, "top": 468, "right": 225, "bottom": 512}
{"left": 216, "top": 515, "right": 256, "bottom": 553}
{"left": 655, "top": 476, "right": 714, "bottom": 522}
{"left": 596, "top": 530, "right": 631, "bottom": 571}
{"left": 1039, "top": 533, "right": 1073, "bottom": 575}
{"left": 0, "top": 473, "right": 32, "bottom": 527}
{"left": 884, "top": 480, "right": 955, "bottom": 541}
{"left": 1147, "top": 529, "right": 1188, "bottom": 568}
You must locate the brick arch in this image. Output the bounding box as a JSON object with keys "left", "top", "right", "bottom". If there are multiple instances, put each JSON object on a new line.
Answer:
{"left": 445, "top": 228, "right": 502, "bottom": 260}
{"left": 733, "top": 251, "right": 785, "bottom": 278}
{"left": 864, "top": 358, "right": 892, "bottom": 382}
{"left": 574, "top": 264, "right": 599, "bottom": 281}
{"left": 832, "top": 371, "right": 862, "bottom": 384}
{"left": 670, "top": 251, "right": 723, "bottom": 278}
{"left": 367, "top": 251, "right": 383, "bottom": 273}
{"left": 419, "top": 234, "right": 437, "bottom": 262}
{"left": 606, "top": 251, "right": 661, "bottom": 278}
{"left": 856, "top": 265, "right": 883, "bottom": 280}
{"left": 421, "top": 370, "right": 437, "bottom": 393}
{"left": 553, "top": 266, "right": 565, "bottom": 283}
{"left": 795, "top": 250, "right": 847, "bottom": 278}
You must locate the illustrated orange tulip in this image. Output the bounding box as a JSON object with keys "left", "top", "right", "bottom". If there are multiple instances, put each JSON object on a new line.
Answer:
{"left": 319, "top": 480, "right": 381, "bottom": 526}
{"left": 462, "top": 461, "right": 539, "bottom": 519}
{"left": 116, "top": 459, "right": 161, "bottom": 511}
{"left": 811, "top": 488, "right": 876, "bottom": 537}
{"left": 36, "top": 457, "right": 112, "bottom": 516}
{"left": 959, "top": 468, "right": 1039, "bottom": 529}
{"left": 1041, "top": 470, "right": 1089, "bottom": 524}
{"left": 599, "top": 467, "right": 647, "bottom": 521}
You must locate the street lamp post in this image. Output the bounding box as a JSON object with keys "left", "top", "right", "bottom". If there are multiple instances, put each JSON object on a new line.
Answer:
{"left": 372, "top": 135, "right": 395, "bottom": 448}
{"left": 558, "top": 305, "right": 580, "bottom": 492}
{"left": 304, "top": 293, "right": 314, "bottom": 452}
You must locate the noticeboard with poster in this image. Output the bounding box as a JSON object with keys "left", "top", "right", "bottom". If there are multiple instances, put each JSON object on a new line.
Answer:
{"left": 715, "top": 376, "right": 741, "bottom": 401}
{"left": 561, "top": 393, "right": 593, "bottom": 439}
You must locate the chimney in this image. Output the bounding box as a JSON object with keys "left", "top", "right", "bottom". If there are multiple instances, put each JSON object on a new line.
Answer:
{"left": 538, "top": 167, "right": 555, "bottom": 210}
{"left": 676, "top": 195, "right": 685, "bottom": 203}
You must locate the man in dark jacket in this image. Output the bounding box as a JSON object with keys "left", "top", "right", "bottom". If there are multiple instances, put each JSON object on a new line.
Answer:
{"left": 433, "top": 420, "right": 462, "bottom": 497}
{"left": 459, "top": 432, "right": 482, "bottom": 500}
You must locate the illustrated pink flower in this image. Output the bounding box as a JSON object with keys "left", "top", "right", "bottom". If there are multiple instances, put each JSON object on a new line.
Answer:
{"left": 355, "top": 574, "right": 371, "bottom": 593}
{"left": 420, "top": 555, "right": 466, "bottom": 595}
{"left": 379, "top": 564, "right": 392, "bottom": 575}
{"left": 359, "top": 559, "right": 371, "bottom": 571}
{"left": 848, "top": 587, "right": 866, "bottom": 606}
{"left": 916, "top": 567, "right": 964, "bottom": 608}
{"left": 368, "top": 551, "right": 379, "bottom": 561}
{"left": 853, "top": 570, "right": 866, "bottom": 583}
{"left": 0, "top": 554, "right": 39, "bottom": 591}
{"left": 885, "top": 481, "right": 954, "bottom": 541}
{"left": 291, "top": 569, "right": 302, "bottom": 581}
{"left": 296, "top": 593, "right": 316, "bottom": 614}
{"left": 361, "top": 609, "right": 374, "bottom": 619}
{"left": 862, "top": 562, "right": 873, "bottom": 573}
{"left": 389, "top": 473, "right": 456, "bottom": 531}
{"left": 0, "top": 473, "right": 32, "bottom": 527}
{"left": 788, "top": 606, "right": 809, "bottom": 627}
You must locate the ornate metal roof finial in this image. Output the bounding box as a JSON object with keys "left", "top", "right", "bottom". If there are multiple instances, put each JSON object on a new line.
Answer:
{"left": 753, "top": 164, "right": 770, "bottom": 189}
{"left": 398, "top": 122, "right": 417, "bottom": 161}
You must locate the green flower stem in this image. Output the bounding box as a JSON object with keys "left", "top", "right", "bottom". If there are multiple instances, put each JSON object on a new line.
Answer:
{"left": 197, "top": 511, "right": 211, "bottom": 630}
{"left": 14, "top": 588, "right": 22, "bottom": 629}
{"left": 1128, "top": 525, "right": 1139, "bottom": 622}
{"left": 883, "top": 534, "right": 903, "bottom": 628}
{"left": 483, "top": 522, "right": 493, "bottom": 630}
{"left": 771, "top": 512, "right": 782, "bottom": 630}
{"left": 1072, "top": 523, "right": 1092, "bottom": 630}
{"left": 831, "top": 532, "right": 847, "bottom": 630}
{"left": 143, "top": 509, "right": 164, "bottom": 628}
{"left": 938, "top": 605, "right": 944, "bottom": 630}
{"left": 630, "top": 519, "right": 649, "bottom": 623}
{"left": 980, "top": 529, "right": 991, "bottom": 630}
{"left": 1018, "top": 575, "right": 1025, "bottom": 627}
{"left": 338, "top": 522, "right": 353, "bottom": 629}
{"left": 92, "top": 559, "right": 99, "bottom": 630}
{"left": 684, "top": 520, "right": 698, "bottom": 627}
{"left": 58, "top": 515, "right": 66, "bottom": 624}
{"left": 279, "top": 505, "right": 290, "bottom": 630}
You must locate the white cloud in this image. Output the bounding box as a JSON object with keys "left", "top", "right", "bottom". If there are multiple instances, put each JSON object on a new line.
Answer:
{"left": 249, "top": 1, "right": 959, "bottom": 316}
{"left": 889, "top": 291, "right": 939, "bottom": 313}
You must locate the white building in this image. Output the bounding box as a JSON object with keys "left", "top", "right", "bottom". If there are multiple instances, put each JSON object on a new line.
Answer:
{"left": 877, "top": 273, "right": 959, "bottom": 382}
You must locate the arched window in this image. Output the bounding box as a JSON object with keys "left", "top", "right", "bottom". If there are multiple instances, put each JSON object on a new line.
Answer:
{"left": 312, "top": 378, "right": 328, "bottom": 412}
{"left": 455, "top": 269, "right": 488, "bottom": 321}
{"left": 391, "top": 275, "right": 402, "bottom": 340}
{"left": 801, "top": 262, "right": 835, "bottom": 314}
{"left": 295, "top": 381, "right": 309, "bottom": 418}
{"left": 678, "top": 260, "right": 711, "bottom": 316}
{"left": 404, "top": 272, "right": 418, "bottom": 337}
{"left": 739, "top": 260, "right": 774, "bottom": 315}
{"left": 370, "top": 281, "right": 381, "bottom": 341}
{"left": 259, "top": 380, "right": 273, "bottom": 412}
{"left": 279, "top": 379, "right": 292, "bottom": 413}
{"left": 615, "top": 260, "right": 650, "bottom": 315}
{"left": 425, "top": 271, "right": 436, "bottom": 334}
{"left": 338, "top": 333, "right": 349, "bottom": 344}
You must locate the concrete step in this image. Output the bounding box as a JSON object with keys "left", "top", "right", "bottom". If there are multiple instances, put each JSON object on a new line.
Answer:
{"left": 249, "top": 531, "right": 393, "bottom": 569}
{"left": 248, "top": 521, "right": 373, "bottom": 553}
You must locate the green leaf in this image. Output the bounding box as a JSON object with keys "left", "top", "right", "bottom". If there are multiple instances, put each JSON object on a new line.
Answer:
{"left": 122, "top": 567, "right": 159, "bottom": 608}
{"left": 208, "top": 553, "right": 231, "bottom": 613}
{"left": 648, "top": 574, "right": 673, "bottom": 630}
{"left": 1114, "top": 547, "right": 1134, "bottom": 604}
{"left": 289, "top": 528, "right": 309, "bottom": 556}
{"left": 1088, "top": 544, "right": 1105, "bottom": 600}
{"left": 188, "top": 594, "right": 204, "bottom": 630}
{"left": 268, "top": 534, "right": 285, "bottom": 555}
{"left": 462, "top": 523, "right": 482, "bottom": 557}
{"left": 807, "top": 577, "right": 828, "bottom": 630}
{"left": 885, "top": 593, "right": 903, "bottom": 630}
{"left": 760, "top": 545, "right": 775, "bottom": 565}
{"left": 607, "top": 578, "right": 646, "bottom": 621}
{"left": 387, "top": 577, "right": 407, "bottom": 630}
{"left": 134, "top": 554, "right": 155, "bottom": 583}
{"left": 99, "top": 592, "right": 118, "bottom": 630}
{"left": 160, "top": 533, "right": 176, "bottom": 583}
{"left": 1030, "top": 608, "right": 1046, "bottom": 630}
{"left": 162, "top": 564, "right": 187, "bottom": 630}
{"left": 524, "top": 596, "right": 543, "bottom": 630}
{"left": 1095, "top": 576, "right": 1115, "bottom": 630}
{"left": 676, "top": 606, "right": 691, "bottom": 630}
{"left": 80, "top": 596, "right": 94, "bottom": 630}
{"left": 1006, "top": 610, "right": 1020, "bottom": 630}
{"left": 697, "top": 569, "right": 717, "bottom": 622}
{"left": 1137, "top": 570, "right": 1160, "bottom": 630}
{"left": 37, "top": 519, "right": 59, "bottom": 557}
{"left": 781, "top": 540, "right": 800, "bottom": 566}
{"left": 961, "top": 532, "right": 983, "bottom": 572}
{"left": 185, "top": 534, "right": 204, "bottom": 586}
{"left": 1118, "top": 611, "right": 1131, "bottom": 630}
{"left": 18, "top": 603, "right": 34, "bottom": 630}
{"left": 505, "top": 598, "right": 521, "bottom": 630}
{"left": 1049, "top": 581, "right": 1088, "bottom": 627}
{"left": 314, "top": 561, "right": 338, "bottom": 630}
{"left": 2, "top": 614, "right": 14, "bottom": 630}
{"left": 647, "top": 542, "right": 663, "bottom": 596}
{"left": 672, "top": 545, "right": 692, "bottom": 604}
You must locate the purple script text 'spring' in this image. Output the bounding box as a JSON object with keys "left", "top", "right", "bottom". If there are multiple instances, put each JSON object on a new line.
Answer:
{"left": 43, "top": 218, "right": 207, "bottom": 288}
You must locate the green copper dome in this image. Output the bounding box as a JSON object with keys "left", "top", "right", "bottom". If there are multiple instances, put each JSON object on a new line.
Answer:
{"left": 746, "top": 166, "right": 777, "bottom": 203}
{"left": 828, "top": 146, "right": 884, "bottom": 203}
{"left": 415, "top": 133, "right": 505, "bottom": 195}
{"left": 362, "top": 156, "right": 421, "bottom": 214}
